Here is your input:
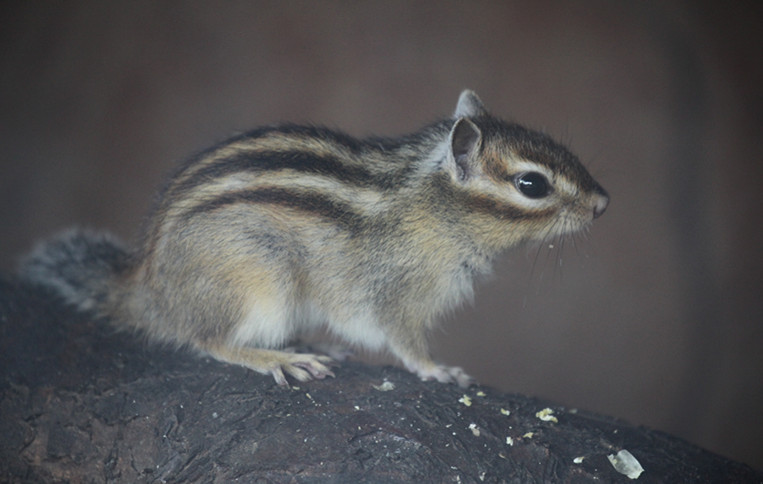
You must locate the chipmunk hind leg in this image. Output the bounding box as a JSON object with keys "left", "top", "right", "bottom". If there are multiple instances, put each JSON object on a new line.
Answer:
{"left": 201, "top": 268, "right": 335, "bottom": 385}
{"left": 205, "top": 344, "right": 335, "bottom": 386}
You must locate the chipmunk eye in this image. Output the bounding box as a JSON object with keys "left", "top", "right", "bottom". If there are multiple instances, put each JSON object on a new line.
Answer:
{"left": 515, "top": 172, "right": 550, "bottom": 199}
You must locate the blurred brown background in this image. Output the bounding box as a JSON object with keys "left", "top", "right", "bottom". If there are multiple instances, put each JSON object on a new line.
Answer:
{"left": 2, "top": 1, "right": 761, "bottom": 471}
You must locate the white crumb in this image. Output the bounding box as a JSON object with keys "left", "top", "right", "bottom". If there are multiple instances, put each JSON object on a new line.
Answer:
{"left": 608, "top": 449, "right": 644, "bottom": 479}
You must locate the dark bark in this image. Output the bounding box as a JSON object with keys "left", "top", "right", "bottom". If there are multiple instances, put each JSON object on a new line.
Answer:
{"left": 1, "top": 277, "right": 759, "bottom": 483}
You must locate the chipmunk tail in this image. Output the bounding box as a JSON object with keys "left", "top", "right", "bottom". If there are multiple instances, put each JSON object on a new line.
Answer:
{"left": 18, "top": 228, "right": 130, "bottom": 312}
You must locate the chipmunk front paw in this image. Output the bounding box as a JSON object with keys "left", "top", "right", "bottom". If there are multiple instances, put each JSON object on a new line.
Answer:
{"left": 413, "top": 362, "right": 476, "bottom": 388}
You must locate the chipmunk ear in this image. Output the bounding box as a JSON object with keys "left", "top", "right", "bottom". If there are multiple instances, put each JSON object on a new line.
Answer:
{"left": 454, "top": 90, "right": 487, "bottom": 118}
{"left": 448, "top": 117, "right": 482, "bottom": 181}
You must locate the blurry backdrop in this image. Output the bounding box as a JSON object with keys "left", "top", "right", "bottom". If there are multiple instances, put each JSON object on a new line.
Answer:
{"left": 2, "top": 1, "right": 761, "bottom": 470}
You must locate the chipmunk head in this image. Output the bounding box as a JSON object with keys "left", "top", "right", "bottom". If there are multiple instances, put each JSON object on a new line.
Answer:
{"left": 443, "top": 90, "right": 608, "bottom": 248}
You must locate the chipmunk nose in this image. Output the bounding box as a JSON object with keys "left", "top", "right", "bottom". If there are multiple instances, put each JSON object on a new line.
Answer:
{"left": 592, "top": 190, "right": 609, "bottom": 219}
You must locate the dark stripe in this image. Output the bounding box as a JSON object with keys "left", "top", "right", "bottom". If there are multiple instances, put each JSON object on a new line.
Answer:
{"left": 470, "top": 118, "right": 604, "bottom": 195}
{"left": 466, "top": 193, "right": 554, "bottom": 221}
{"left": 481, "top": 152, "right": 512, "bottom": 184}
{"left": 429, "top": 173, "right": 552, "bottom": 221}
{"left": 182, "top": 188, "right": 367, "bottom": 232}
{"left": 260, "top": 124, "right": 365, "bottom": 152}
{"left": 172, "top": 148, "right": 403, "bottom": 201}
{"left": 474, "top": 117, "right": 566, "bottom": 170}
{"left": 163, "top": 122, "right": 451, "bottom": 206}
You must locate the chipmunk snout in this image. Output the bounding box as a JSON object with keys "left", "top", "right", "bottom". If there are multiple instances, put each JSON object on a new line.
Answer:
{"left": 592, "top": 190, "right": 609, "bottom": 219}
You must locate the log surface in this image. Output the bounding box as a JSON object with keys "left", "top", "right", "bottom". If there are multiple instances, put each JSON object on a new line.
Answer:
{"left": 1, "top": 277, "right": 759, "bottom": 483}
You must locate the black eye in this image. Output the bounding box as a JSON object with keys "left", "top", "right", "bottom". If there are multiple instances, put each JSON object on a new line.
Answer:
{"left": 514, "top": 172, "right": 550, "bottom": 199}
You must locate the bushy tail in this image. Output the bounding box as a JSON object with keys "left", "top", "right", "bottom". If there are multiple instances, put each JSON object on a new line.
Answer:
{"left": 18, "top": 229, "right": 130, "bottom": 312}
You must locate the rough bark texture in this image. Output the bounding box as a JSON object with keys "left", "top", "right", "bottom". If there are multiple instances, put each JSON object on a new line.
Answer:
{"left": 1, "top": 277, "right": 759, "bottom": 483}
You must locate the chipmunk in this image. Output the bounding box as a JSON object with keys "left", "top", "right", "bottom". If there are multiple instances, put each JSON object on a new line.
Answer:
{"left": 20, "top": 90, "right": 608, "bottom": 388}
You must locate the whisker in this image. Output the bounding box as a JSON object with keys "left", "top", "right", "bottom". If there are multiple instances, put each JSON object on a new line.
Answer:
{"left": 526, "top": 214, "right": 597, "bottom": 289}
{"left": 539, "top": 219, "right": 564, "bottom": 286}
{"left": 529, "top": 219, "right": 557, "bottom": 284}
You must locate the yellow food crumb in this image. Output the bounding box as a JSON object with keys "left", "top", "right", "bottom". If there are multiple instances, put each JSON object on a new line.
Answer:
{"left": 535, "top": 407, "right": 558, "bottom": 423}
{"left": 372, "top": 381, "right": 395, "bottom": 391}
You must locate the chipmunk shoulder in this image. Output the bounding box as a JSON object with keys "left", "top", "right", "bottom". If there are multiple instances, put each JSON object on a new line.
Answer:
{"left": 20, "top": 90, "right": 608, "bottom": 387}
